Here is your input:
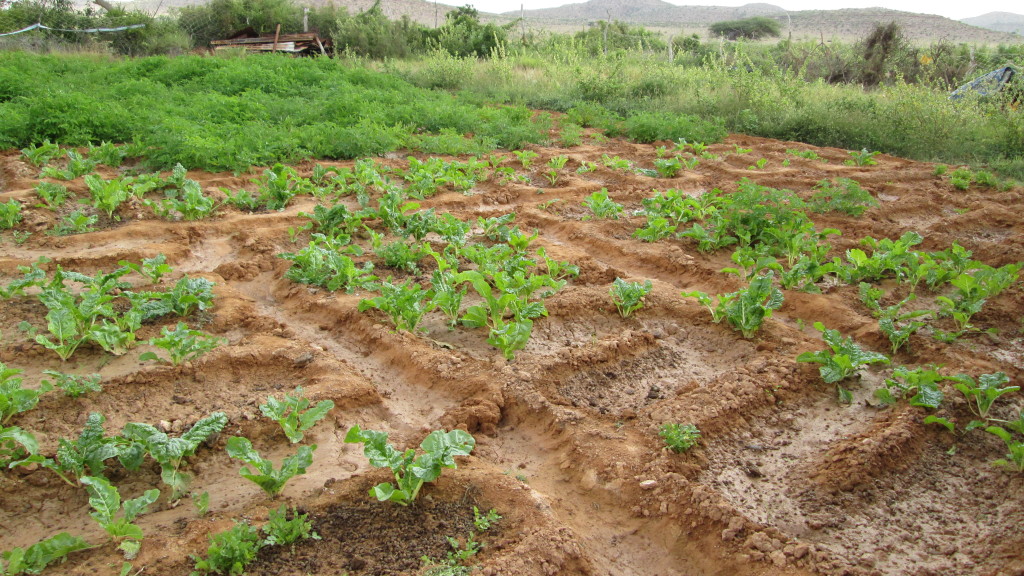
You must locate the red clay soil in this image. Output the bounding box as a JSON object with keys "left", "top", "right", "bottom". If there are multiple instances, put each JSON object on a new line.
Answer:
{"left": 1, "top": 134, "right": 1022, "bottom": 576}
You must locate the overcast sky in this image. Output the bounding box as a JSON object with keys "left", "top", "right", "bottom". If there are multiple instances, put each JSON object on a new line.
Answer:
{"left": 475, "top": 0, "right": 1020, "bottom": 20}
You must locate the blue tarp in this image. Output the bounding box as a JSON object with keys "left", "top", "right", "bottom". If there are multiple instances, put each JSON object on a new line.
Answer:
{"left": 950, "top": 66, "right": 1016, "bottom": 101}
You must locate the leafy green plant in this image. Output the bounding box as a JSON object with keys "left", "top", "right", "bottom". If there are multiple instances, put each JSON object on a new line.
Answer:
{"left": 191, "top": 522, "right": 263, "bottom": 576}
{"left": 610, "top": 278, "right": 652, "bottom": 318}
{"left": 786, "top": 148, "right": 825, "bottom": 162}
{"left": 659, "top": 423, "right": 700, "bottom": 453}
{"left": 358, "top": 279, "right": 437, "bottom": 333}
{"left": 683, "top": 272, "right": 784, "bottom": 338}
{"left": 344, "top": 426, "right": 475, "bottom": 506}
{"left": 40, "top": 150, "right": 97, "bottom": 180}
{"left": 84, "top": 175, "right": 132, "bottom": 220}
{"left": 279, "top": 235, "right": 377, "bottom": 293}
{"left": 0, "top": 424, "right": 38, "bottom": 466}
{"left": 473, "top": 507, "right": 501, "bottom": 531}
{"left": 747, "top": 158, "right": 768, "bottom": 170}
{"left": 0, "top": 200, "right": 23, "bottom": 230}
{"left": 11, "top": 412, "right": 128, "bottom": 486}
{"left": 80, "top": 476, "right": 160, "bottom": 559}
{"left": 146, "top": 180, "right": 218, "bottom": 221}
{"left": 950, "top": 372, "right": 1018, "bottom": 421}
{"left": 544, "top": 155, "right": 568, "bottom": 186}
{"left": 119, "top": 254, "right": 173, "bottom": 285}
{"left": 653, "top": 156, "right": 682, "bottom": 178}
{"left": 875, "top": 365, "right": 945, "bottom": 408}
{"left": 1, "top": 532, "right": 91, "bottom": 576}
{"left": 41, "top": 370, "right": 101, "bottom": 398}
{"left": 121, "top": 412, "right": 227, "bottom": 500}
{"left": 225, "top": 437, "right": 316, "bottom": 499}
{"left": 797, "top": 322, "right": 890, "bottom": 387}
{"left": 259, "top": 387, "right": 334, "bottom": 444}
{"left": 0, "top": 363, "right": 51, "bottom": 426}
{"left": 50, "top": 210, "right": 97, "bottom": 236}
{"left": 845, "top": 149, "right": 879, "bottom": 166}
{"left": 809, "top": 178, "right": 878, "bottom": 216}
{"left": 140, "top": 323, "right": 225, "bottom": 366}
{"left": 512, "top": 150, "right": 538, "bottom": 168}
{"left": 20, "top": 140, "right": 62, "bottom": 167}
{"left": 261, "top": 505, "right": 320, "bottom": 549}
{"left": 582, "top": 188, "right": 623, "bottom": 220}
{"left": 86, "top": 141, "right": 127, "bottom": 168}
{"left": 34, "top": 182, "right": 70, "bottom": 211}
{"left": 985, "top": 425, "right": 1024, "bottom": 472}
{"left": 600, "top": 154, "right": 631, "bottom": 171}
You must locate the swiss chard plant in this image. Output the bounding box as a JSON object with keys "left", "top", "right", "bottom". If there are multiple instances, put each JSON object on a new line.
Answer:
{"left": 191, "top": 522, "right": 263, "bottom": 576}
{"left": 140, "top": 323, "right": 225, "bottom": 366}
{"left": 1, "top": 532, "right": 91, "bottom": 576}
{"left": 683, "top": 272, "right": 784, "bottom": 339}
{"left": 0, "top": 425, "right": 38, "bottom": 467}
{"left": 0, "top": 199, "right": 23, "bottom": 230}
{"left": 80, "top": 476, "right": 160, "bottom": 559}
{"left": 875, "top": 365, "right": 946, "bottom": 409}
{"left": 0, "top": 363, "right": 51, "bottom": 426}
{"left": 358, "top": 279, "right": 436, "bottom": 333}
{"left": 259, "top": 387, "right": 334, "bottom": 444}
{"left": 950, "top": 372, "right": 1018, "bottom": 421}
{"left": 582, "top": 188, "right": 623, "bottom": 220}
{"left": 610, "top": 278, "right": 652, "bottom": 318}
{"left": 11, "top": 412, "right": 133, "bottom": 486}
{"left": 344, "top": 426, "right": 475, "bottom": 506}
{"left": 797, "top": 322, "right": 890, "bottom": 391}
{"left": 121, "top": 412, "right": 227, "bottom": 500}
{"left": 985, "top": 424, "right": 1024, "bottom": 473}
{"left": 225, "top": 436, "right": 316, "bottom": 499}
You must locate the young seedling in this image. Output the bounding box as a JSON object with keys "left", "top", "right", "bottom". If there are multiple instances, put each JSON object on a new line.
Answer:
{"left": 121, "top": 412, "right": 227, "bottom": 500}
{"left": 683, "top": 273, "right": 784, "bottom": 339}
{"left": 544, "top": 155, "right": 568, "bottom": 186}
{"left": 659, "top": 423, "right": 700, "bottom": 453}
{"left": 20, "top": 139, "right": 62, "bottom": 167}
{"left": 950, "top": 372, "right": 1018, "bottom": 421}
{"left": 0, "top": 532, "right": 91, "bottom": 575}
{"left": 0, "top": 363, "right": 52, "bottom": 425}
{"left": 0, "top": 424, "right": 38, "bottom": 466}
{"left": 582, "top": 188, "right": 623, "bottom": 220}
{"left": 358, "top": 279, "right": 437, "bottom": 333}
{"left": 0, "top": 200, "right": 23, "bottom": 230}
{"left": 191, "top": 522, "right": 263, "bottom": 576}
{"left": 797, "top": 322, "right": 890, "bottom": 398}
{"left": 261, "top": 505, "right": 320, "bottom": 549}
{"left": 344, "top": 426, "right": 475, "bottom": 506}
{"left": 50, "top": 210, "right": 98, "bottom": 236}
{"left": 140, "top": 323, "right": 225, "bottom": 366}
{"left": 119, "top": 254, "right": 173, "bottom": 285}
{"left": 875, "top": 365, "right": 946, "bottom": 409}
{"left": 259, "top": 387, "right": 334, "bottom": 444}
{"left": 225, "top": 436, "right": 316, "bottom": 499}
{"left": 80, "top": 476, "right": 160, "bottom": 559}
{"left": 610, "top": 278, "right": 652, "bottom": 318}
{"left": 512, "top": 150, "right": 539, "bottom": 168}
{"left": 845, "top": 149, "right": 879, "bottom": 166}
{"left": 985, "top": 426, "right": 1024, "bottom": 473}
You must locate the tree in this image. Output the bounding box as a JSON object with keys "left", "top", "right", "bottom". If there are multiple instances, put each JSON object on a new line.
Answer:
{"left": 709, "top": 17, "right": 781, "bottom": 41}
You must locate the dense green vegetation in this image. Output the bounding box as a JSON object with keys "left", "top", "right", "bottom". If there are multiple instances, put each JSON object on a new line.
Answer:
{"left": 1, "top": 0, "right": 1022, "bottom": 176}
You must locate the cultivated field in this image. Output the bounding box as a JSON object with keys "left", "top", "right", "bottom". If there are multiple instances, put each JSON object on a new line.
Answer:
{"left": 1, "top": 133, "right": 1022, "bottom": 576}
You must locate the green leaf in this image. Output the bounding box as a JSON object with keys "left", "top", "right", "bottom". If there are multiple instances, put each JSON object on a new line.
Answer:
{"left": 923, "top": 415, "right": 955, "bottom": 432}
{"left": 81, "top": 475, "right": 121, "bottom": 525}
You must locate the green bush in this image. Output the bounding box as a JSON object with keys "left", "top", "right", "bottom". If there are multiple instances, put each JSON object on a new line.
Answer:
{"left": 624, "top": 112, "right": 727, "bottom": 144}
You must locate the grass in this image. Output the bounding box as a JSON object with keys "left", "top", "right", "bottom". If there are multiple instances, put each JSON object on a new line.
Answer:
{"left": 1, "top": 48, "right": 1022, "bottom": 179}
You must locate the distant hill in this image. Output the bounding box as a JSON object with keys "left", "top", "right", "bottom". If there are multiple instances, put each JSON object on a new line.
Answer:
{"left": 961, "top": 12, "right": 1024, "bottom": 37}
{"left": 103, "top": 0, "right": 1024, "bottom": 44}
{"left": 498, "top": 1, "right": 1023, "bottom": 44}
